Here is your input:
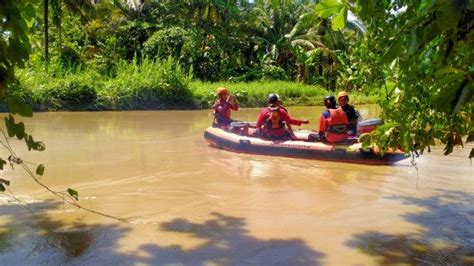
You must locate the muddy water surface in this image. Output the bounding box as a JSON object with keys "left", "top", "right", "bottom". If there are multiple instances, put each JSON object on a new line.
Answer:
{"left": 0, "top": 106, "right": 472, "bottom": 265}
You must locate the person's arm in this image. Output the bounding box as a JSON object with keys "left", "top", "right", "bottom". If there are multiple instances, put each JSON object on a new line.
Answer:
{"left": 280, "top": 109, "right": 308, "bottom": 126}
{"left": 255, "top": 110, "right": 267, "bottom": 129}
{"left": 212, "top": 100, "right": 219, "bottom": 110}
{"left": 227, "top": 96, "right": 239, "bottom": 111}
{"left": 280, "top": 111, "right": 298, "bottom": 139}
{"left": 318, "top": 114, "right": 326, "bottom": 136}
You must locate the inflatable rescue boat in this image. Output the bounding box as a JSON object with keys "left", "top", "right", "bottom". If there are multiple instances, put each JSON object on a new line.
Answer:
{"left": 204, "top": 126, "right": 406, "bottom": 165}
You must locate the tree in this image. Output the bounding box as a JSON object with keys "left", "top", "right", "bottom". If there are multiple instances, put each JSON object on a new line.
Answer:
{"left": 42, "top": 0, "right": 95, "bottom": 63}
{"left": 315, "top": 0, "right": 473, "bottom": 157}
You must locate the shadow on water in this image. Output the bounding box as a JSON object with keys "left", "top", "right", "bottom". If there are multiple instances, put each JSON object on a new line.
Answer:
{"left": 346, "top": 190, "right": 474, "bottom": 265}
{"left": 0, "top": 200, "right": 131, "bottom": 264}
{"left": 139, "top": 212, "right": 324, "bottom": 265}
{"left": 0, "top": 202, "right": 324, "bottom": 265}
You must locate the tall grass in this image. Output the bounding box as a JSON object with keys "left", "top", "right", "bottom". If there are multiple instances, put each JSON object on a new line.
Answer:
{"left": 191, "top": 81, "right": 376, "bottom": 108}
{"left": 13, "top": 57, "right": 195, "bottom": 110}
{"left": 11, "top": 58, "right": 376, "bottom": 111}
{"left": 97, "top": 56, "right": 194, "bottom": 110}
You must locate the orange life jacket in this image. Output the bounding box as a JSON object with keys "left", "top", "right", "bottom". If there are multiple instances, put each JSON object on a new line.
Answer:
{"left": 325, "top": 108, "right": 348, "bottom": 142}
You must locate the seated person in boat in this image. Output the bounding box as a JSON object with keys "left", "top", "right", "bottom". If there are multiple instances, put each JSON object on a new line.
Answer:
{"left": 268, "top": 93, "right": 309, "bottom": 125}
{"left": 317, "top": 95, "right": 349, "bottom": 143}
{"left": 337, "top": 91, "right": 360, "bottom": 136}
{"left": 212, "top": 87, "right": 239, "bottom": 128}
{"left": 255, "top": 93, "right": 308, "bottom": 141}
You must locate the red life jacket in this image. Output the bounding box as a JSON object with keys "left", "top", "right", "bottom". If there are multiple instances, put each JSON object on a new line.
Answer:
{"left": 214, "top": 101, "right": 231, "bottom": 119}
{"left": 325, "top": 108, "right": 348, "bottom": 142}
{"left": 263, "top": 107, "right": 287, "bottom": 136}
{"left": 213, "top": 101, "right": 232, "bottom": 127}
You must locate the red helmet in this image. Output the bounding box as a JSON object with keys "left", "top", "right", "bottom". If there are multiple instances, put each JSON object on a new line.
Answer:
{"left": 216, "top": 87, "right": 228, "bottom": 95}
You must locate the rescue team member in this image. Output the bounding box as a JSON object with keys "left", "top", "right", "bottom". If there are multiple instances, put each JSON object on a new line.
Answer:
{"left": 317, "top": 95, "right": 348, "bottom": 143}
{"left": 337, "top": 91, "right": 359, "bottom": 135}
{"left": 212, "top": 87, "right": 238, "bottom": 128}
{"left": 255, "top": 93, "right": 309, "bottom": 140}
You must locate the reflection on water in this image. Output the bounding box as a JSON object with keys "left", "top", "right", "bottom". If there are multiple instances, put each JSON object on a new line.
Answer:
{"left": 0, "top": 107, "right": 472, "bottom": 264}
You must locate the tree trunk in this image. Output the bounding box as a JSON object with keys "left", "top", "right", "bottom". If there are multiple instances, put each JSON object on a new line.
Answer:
{"left": 44, "top": 0, "right": 49, "bottom": 64}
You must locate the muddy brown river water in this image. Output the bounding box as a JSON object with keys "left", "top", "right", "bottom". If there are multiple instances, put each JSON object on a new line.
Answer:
{"left": 0, "top": 106, "right": 472, "bottom": 265}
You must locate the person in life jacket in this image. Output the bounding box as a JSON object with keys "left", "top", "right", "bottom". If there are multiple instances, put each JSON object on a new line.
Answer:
{"left": 212, "top": 87, "right": 239, "bottom": 128}
{"left": 317, "top": 95, "right": 349, "bottom": 143}
{"left": 337, "top": 91, "right": 360, "bottom": 135}
{"left": 255, "top": 93, "right": 309, "bottom": 140}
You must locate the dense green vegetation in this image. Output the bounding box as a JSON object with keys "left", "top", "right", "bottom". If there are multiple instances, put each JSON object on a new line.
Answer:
{"left": 13, "top": 59, "right": 375, "bottom": 110}
{"left": 1, "top": 0, "right": 473, "bottom": 164}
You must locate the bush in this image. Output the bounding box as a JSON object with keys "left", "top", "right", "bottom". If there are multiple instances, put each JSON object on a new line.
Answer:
{"left": 41, "top": 75, "right": 98, "bottom": 110}
{"left": 228, "top": 65, "right": 288, "bottom": 82}
{"left": 143, "top": 27, "right": 191, "bottom": 58}
{"left": 58, "top": 46, "right": 82, "bottom": 69}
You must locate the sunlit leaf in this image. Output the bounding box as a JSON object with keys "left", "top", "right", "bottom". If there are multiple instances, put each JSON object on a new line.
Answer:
{"left": 315, "top": 0, "right": 344, "bottom": 18}
{"left": 358, "top": 133, "right": 371, "bottom": 147}
{"left": 332, "top": 6, "right": 347, "bottom": 31}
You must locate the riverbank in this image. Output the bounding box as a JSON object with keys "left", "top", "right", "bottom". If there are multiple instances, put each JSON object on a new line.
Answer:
{"left": 9, "top": 58, "right": 376, "bottom": 111}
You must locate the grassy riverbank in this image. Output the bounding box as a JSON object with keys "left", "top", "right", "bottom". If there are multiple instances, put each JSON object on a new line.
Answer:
{"left": 10, "top": 58, "right": 377, "bottom": 111}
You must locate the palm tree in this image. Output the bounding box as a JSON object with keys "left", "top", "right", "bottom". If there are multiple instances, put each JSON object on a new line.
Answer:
{"left": 43, "top": 0, "right": 94, "bottom": 63}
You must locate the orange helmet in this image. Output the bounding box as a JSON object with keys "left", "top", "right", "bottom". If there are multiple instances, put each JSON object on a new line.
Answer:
{"left": 337, "top": 91, "right": 349, "bottom": 99}
{"left": 216, "top": 87, "right": 228, "bottom": 95}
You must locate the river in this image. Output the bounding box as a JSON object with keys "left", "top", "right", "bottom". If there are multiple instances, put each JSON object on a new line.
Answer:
{"left": 0, "top": 106, "right": 472, "bottom": 265}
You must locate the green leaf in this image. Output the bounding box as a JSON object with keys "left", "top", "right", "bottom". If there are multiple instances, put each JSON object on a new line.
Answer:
{"left": 0, "top": 184, "right": 5, "bottom": 192}
{"left": 5, "top": 115, "right": 15, "bottom": 138}
{"left": 14, "top": 122, "right": 25, "bottom": 140}
{"left": 408, "top": 28, "right": 420, "bottom": 56}
{"left": 358, "top": 133, "right": 371, "bottom": 147}
{"left": 435, "top": 67, "right": 466, "bottom": 78}
{"left": 36, "top": 164, "right": 45, "bottom": 176}
{"left": 433, "top": 73, "right": 465, "bottom": 92}
{"left": 0, "top": 178, "right": 10, "bottom": 186}
{"left": 433, "top": 73, "right": 465, "bottom": 112}
{"left": 315, "top": 0, "right": 344, "bottom": 18}
{"left": 7, "top": 96, "right": 32, "bottom": 117}
{"left": 332, "top": 6, "right": 347, "bottom": 31}
{"left": 24, "top": 4, "right": 36, "bottom": 19}
{"left": 381, "top": 35, "right": 405, "bottom": 64}
{"left": 452, "top": 81, "right": 472, "bottom": 114}
{"left": 0, "top": 159, "right": 6, "bottom": 170}
{"left": 435, "top": 1, "right": 461, "bottom": 32}
{"left": 67, "top": 188, "right": 79, "bottom": 201}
